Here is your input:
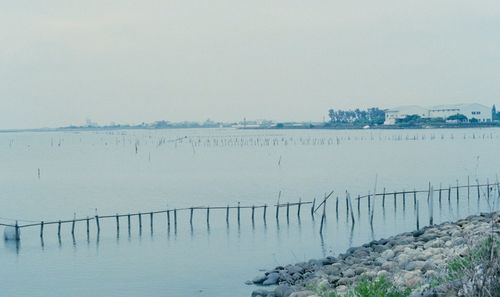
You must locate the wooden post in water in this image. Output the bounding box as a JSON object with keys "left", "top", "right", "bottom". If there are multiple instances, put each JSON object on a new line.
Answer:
{"left": 237, "top": 202, "right": 241, "bottom": 224}
{"left": 346, "top": 195, "right": 349, "bottom": 216}
{"left": 416, "top": 201, "right": 420, "bottom": 230}
{"left": 174, "top": 209, "right": 177, "bottom": 227}
{"left": 166, "top": 211, "right": 170, "bottom": 229}
{"left": 456, "top": 180, "right": 459, "bottom": 204}
{"left": 72, "top": 215, "right": 76, "bottom": 235}
{"left": 310, "top": 198, "right": 316, "bottom": 217}
{"left": 439, "top": 186, "right": 442, "bottom": 204}
{"left": 428, "top": 185, "right": 434, "bottom": 225}
{"left": 206, "top": 207, "right": 210, "bottom": 225}
{"left": 95, "top": 215, "right": 100, "bottom": 233}
{"left": 275, "top": 199, "right": 280, "bottom": 221}
{"left": 357, "top": 195, "right": 360, "bottom": 215}
{"left": 448, "top": 186, "right": 451, "bottom": 203}
{"left": 116, "top": 214, "right": 119, "bottom": 233}
{"left": 57, "top": 220, "right": 61, "bottom": 237}
{"left": 251, "top": 205, "right": 255, "bottom": 222}
{"left": 297, "top": 199, "right": 302, "bottom": 217}
{"left": 40, "top": 221, "right": 44, "bottom": 238}
{"left": 226, "top": 205, "right": 229, "bottom": 224}
{"left": 382, "top": 188, "right": 386, "bottom": 208}
{"left": 393, "top": 192, "right": 397, "bottom": 210}
{"left": 319, "top": 198, "right": 326, "bottom": 234}
{"left": 367, "top": 192, "right": 371, "bottom": 214}
{"left": 476, "top": 180, "right": 480, "bottom": 201}
{"left": 413, "top": 190, "right": 417, "bottom": 210}
{"left": 190, "top": 208, "right": 194, "bottom": 225}
{"left": 347, "top": 192, "right": 355, "bottom": 225}
{"left": 487, "top": 179, "right": 490, "bottom": 201}
{"left": 15, "top": 221, "right": 19, "bottom": 241}
{"left": 403, "top": 190, "right": 406, "bottom": 210}
{"left": 467, "top": 176, "right": 470, "bottom": 202}
{"left": 86, "top": 216, "right": 90, "bottom": 235}
{"left": 286, "top": 202, "right": 290, "bottom": 221}
{"left": 263, "top": 204, "right": 267, "bottom": 221}
{"left": 150, "top": 212, "right": 153, "bottom": 231}
{"left": 336, "top": 196, "right": 339, "bottom": 218}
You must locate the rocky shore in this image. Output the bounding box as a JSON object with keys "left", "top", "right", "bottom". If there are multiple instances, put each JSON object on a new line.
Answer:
{"left": 250, "top": 211, "right": 500, "bottom": 297}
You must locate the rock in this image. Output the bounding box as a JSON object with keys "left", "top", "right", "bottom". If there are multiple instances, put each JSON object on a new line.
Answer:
{"left": 263, "top": 272, "right": 280, "bottom": 285}
{"left": 341, "top": 268, "right": 355, "bottom": 278}
{"left": 252, "top": 289, "right": 272, "bottom": 297}
{"left": 335, "top": 285, "right": 348, "bottom": 294}
{"left": 381, "top": 249, "right": 395, "bottom": 260}
{"left": 381, "top": 260, "right": 396, "bottom": 271}
{"left": 372, "top": 244, "right": 387, "bottom": 253}
{"left": 424, "top": 239, "right": 444, "bottom": 249}
{"left": 274, "top": 284, "right": 295, "bottom": 297}
{"left": 412, "top": 230, "right": 425, "bottom": 237}
{"left": 253, "top": 275, "right": 268, "bottom": 284}
{"left": 402, "top": 271, "right": 423, "bottom": 287}
{"left": 337, "top": 277, "right": 353, "bottom": 286}
{"left": 377, "top": 270, "right": 390, "bottom": 278}
{"left": 354, "top": 267, "right": 367, "bottom": 275}
{"left": 405, "top": 260, "right": 425, "bottom": 271}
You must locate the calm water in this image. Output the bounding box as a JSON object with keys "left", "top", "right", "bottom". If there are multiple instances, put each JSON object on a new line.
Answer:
{"left": 1, "top": 128, "right": 499, "bottom": 297}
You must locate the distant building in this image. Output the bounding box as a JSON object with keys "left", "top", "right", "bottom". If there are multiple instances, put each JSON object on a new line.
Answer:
{"left": 384, "top": 105, "right": 429, "bottom": 125}
{"left": 384, "top": 103, "right": 492, "bottom": 125}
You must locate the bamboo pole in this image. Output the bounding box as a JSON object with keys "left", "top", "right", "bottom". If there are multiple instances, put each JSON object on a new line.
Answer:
{"left": 347, "top": 192, "right": 355, "bottom": 225}
{"left": 263, "top": 204, "right": 267, "bottom": 221}
{"left": 238, "top": 202, "right": 241, "bottom": 224}
{"left": 40, "top": 221, "right": 44, "bottom": 238}
{"left": 95, "top": 216, "right": 100, "bottom": 233}
{"left": 174, "top": 209, "right": 177, "bottom": 227}
{"left": 416, "top": 201, "right": 420, "bottom": 230}
{"left": 166, "top": 211, "right": 170, "bottom": 228}
{"left": 428, "top": 185, "right": 434, "bottom": 225}
{"left": 382, "top": 188, "right": 386, "bottom": 208}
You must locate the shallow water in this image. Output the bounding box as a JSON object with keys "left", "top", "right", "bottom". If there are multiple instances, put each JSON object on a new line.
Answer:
{"left": 0, "top": 128, "right": 499, "bottom": 297}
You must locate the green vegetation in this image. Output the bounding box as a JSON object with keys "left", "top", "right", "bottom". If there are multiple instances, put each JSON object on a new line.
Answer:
{"left": 447, "top": 235, "right": 499, "bottom": 295}
{"left": 327, "top": 108, "right": 385, "bottom": 126}
{"left": 313, "top": 276, "right": 412, "bottom": 297}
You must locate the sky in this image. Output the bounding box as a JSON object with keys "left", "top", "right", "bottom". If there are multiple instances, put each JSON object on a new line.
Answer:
{"left": 1, "top": 0, "right": 499, "bottom": 129}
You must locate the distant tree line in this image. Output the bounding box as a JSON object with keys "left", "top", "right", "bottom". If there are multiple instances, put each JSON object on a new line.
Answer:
{"left": 327, "top": 108, "right": 385, "bottom": 126}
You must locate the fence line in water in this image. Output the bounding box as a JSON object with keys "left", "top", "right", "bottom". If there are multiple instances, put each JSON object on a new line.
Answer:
{"left": 2, "top": 178, "right": 499, "bottom": 241}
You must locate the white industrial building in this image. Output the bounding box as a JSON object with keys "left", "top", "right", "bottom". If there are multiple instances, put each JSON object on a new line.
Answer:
{"left": 384, "top": 103, "right": 492, "bottom": 125}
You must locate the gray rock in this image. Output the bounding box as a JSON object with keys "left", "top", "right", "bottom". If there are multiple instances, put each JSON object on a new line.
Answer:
{"left": 381, "top": 249, "right": 395, "bottom": 260}
{"left": 253, "top": 275, "right": 268, "bottom": 284}
{"left": 263, "top": 272, "right": 280, "bottom": 285}
{"left": 274, "top": 284, "right": 295, "bottom": 297}
{"left": 341, "top": 268, "right": 355, "bottom": 278}
{"left": 405, "top": 260, "right": 425, "bottom": 271}
{"left": 252, "top": 289, "right": 272, "bottom": 297}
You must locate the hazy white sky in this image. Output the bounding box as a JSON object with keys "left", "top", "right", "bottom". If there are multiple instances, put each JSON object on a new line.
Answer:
{"left": 1, "top": 0, "right": 499, "bottom": 129}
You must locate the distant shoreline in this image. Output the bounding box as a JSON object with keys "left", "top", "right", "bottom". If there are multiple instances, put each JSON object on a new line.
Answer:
{"left": 0, "top": 122, "right": 499, "bottom": 133}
